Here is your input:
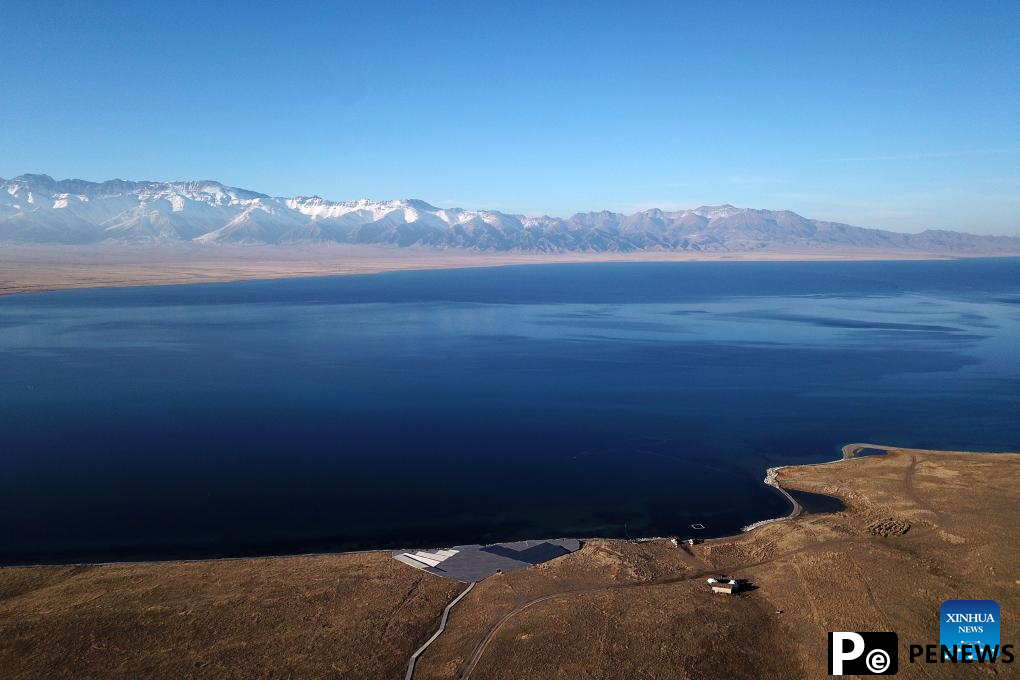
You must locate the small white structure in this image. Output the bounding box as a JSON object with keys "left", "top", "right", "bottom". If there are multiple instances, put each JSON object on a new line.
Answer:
{"left": 707, "top": 578, "right": 739, "bottom": 595}
{"left": 395, "top": 549, "right": 459, "bottom": 570}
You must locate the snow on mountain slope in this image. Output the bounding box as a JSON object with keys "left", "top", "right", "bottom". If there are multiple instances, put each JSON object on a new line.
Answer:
{"left": 1, "top": 174, "right": 1017, "bottom": 253}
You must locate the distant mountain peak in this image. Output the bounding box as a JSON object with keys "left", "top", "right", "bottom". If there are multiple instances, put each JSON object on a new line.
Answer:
{"left": 692, "top": 204, "right": 743, "bottom": 218}
{"left": 1, "top": 174, "right": 1017, "bottom": 254}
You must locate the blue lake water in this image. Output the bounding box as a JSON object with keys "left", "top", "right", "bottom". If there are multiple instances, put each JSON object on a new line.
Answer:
{"left": 2, "top": 258, "right": 1019, "bottom": 564}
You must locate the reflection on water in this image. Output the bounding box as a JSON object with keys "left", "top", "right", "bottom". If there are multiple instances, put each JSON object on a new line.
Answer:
{"left": 0, "top": 259, "right": 1018, "bottom": 564}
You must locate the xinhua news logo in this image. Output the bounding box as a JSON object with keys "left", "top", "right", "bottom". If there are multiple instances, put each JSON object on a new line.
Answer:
{"left": 940, "top": 600, "right": 1000, "bottom": 661}
{"left": 828, "top": 632, "right": 897, "bottom": 675}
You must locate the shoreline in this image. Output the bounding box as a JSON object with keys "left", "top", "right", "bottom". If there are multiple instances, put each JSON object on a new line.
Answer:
{"left": 5, "top": 444, "right": 1019, "bottom": 679}
{"left": 0, "top": 243, "right": 981, "bottom": 298}
{"left": 0, "top": 441, "right": 980, "bottom": 571}
{"left": 739, "top": 442, "right": 895, "bottom": 532}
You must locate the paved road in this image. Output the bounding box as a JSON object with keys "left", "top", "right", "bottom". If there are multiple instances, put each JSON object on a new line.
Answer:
{"left": 406, "top": 581, "right": 476, "bottom": 680}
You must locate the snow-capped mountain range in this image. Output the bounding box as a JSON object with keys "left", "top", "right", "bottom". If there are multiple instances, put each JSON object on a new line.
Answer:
{"left": 2, "top": 174, "right": 1018, "bottom": 253}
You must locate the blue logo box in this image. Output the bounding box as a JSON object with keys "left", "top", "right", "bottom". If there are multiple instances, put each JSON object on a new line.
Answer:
{"left": 940, "top": 600, "right": 1000, "bottom": 661}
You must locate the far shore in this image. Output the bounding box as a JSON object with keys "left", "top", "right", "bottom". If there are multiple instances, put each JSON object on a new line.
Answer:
{"left": 0, "top": 243, "right": 971, "bottom": 297}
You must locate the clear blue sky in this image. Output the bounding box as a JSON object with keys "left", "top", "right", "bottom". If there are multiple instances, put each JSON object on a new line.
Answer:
{"left": 1, "top": 1, "right": 1018, "bottom": 233}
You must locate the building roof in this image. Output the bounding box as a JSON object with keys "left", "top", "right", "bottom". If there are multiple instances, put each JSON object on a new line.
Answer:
{"left": 393, "top": 538, "right": 582, "bottom": 582}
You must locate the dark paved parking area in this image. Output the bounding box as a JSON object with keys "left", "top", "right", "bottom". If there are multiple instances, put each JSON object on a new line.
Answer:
{"left": 393, "top": 538, "right": 581, "bottom": 582}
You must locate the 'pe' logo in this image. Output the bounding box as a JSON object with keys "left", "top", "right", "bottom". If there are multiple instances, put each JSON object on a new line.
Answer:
{"left": 940, "top": 600, "right": 1000, "bottom": 661}
{"left": 828, "top": 632, "right": 898, "bottom": 675}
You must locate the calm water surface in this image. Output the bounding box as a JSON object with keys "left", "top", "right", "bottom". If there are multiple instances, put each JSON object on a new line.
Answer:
{"left": 2, "top": 259, "right": 1018, "bottom": 564}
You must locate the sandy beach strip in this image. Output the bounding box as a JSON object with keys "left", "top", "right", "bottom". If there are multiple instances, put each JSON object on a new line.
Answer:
{"left": 0, "top": 243, "right": 960, "bottom": 297}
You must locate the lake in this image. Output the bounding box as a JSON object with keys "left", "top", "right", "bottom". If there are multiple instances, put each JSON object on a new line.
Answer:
{"left": 2, "top": 258, "right": 1018, "bottom": 564}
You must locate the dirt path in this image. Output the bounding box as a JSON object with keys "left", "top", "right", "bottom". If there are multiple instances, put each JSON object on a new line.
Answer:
{"left": 902, "top": 454, "right": 950, "bottom": 529}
